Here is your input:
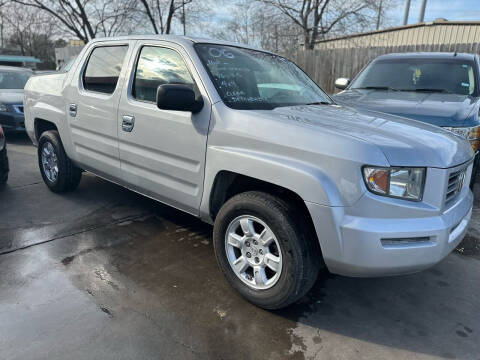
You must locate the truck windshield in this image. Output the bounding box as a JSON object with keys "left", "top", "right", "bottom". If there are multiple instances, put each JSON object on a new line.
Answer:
{"left": 351, "top": 58, "right": 477, "bottom": 96}
{"left": 195, "top": 44, "right": 331, "bottom": 110}
{"left": 0, "top": 70, "right": 31, "bottom": 89}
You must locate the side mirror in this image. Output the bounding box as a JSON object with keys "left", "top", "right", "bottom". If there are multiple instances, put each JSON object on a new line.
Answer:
{"left": 156, "top": 84, "right": 204, "bottom": 113}
{"left": 335, "top": 78, "right": 350, "bottom": 90}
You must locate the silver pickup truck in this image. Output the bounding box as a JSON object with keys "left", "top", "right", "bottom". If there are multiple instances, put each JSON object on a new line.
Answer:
{"left": 24, "top": 36, "right": 474, "bottom": 309}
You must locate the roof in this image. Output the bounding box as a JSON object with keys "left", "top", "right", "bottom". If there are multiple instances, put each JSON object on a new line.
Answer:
{"left": 314, "top": 19, "right": 480, "bottom": 44}
{"left": 374, "top": 52, "right": 477, "bottom": 61}
{"left": 90, "top": 35, "right": 272, "bottom": 54}
{"left": 0, "top": 55, "right": 40, "bottom": 63}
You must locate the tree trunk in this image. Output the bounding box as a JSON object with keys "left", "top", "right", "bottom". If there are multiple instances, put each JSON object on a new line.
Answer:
{"left": 140, "top": 0, "right": 159, "bottom": 34}
{"left": 165, "top": 0, "right": 175, "bottom": 34}
{"left": 303, "top": 30, "right": 311, "bottom": 50}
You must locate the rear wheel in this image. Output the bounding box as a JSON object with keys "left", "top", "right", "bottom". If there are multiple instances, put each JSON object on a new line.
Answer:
{"left": 38, "top": 130, "right": 82, "bottom": 193}
{"left": 213, "top": 191, "right": 321, "bottom": 309}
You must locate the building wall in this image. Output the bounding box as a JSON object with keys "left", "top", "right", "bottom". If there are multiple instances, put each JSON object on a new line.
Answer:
{"left": 54, "top": 45, "right": 84, "bottom": 69}
{"left": 313, "top": 20, "right": 480, "bottom": 51}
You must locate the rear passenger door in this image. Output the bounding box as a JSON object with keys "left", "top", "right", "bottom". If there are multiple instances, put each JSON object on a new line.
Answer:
{"left": 66, "top": 42, "right": 132, "bottom": 182}
{"left": 117, "top": 42, "right": 211, "bottom": 215}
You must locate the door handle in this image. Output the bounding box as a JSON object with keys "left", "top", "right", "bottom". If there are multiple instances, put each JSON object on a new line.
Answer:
{"left": 122, "top": 115, "right": 135, "bottom": 132}
{"left": 69, "top": 104, "right": 77, "bottom": 117}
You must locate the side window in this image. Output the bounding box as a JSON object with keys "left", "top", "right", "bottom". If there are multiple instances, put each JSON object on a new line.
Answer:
{"left": 133, "top": 46, "right": 194, "bottom": 102}
{"left": 83, "top": 46, "right": 128, "bottom": 94}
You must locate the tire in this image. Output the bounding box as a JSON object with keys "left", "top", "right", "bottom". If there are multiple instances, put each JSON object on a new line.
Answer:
{"left": 470, "top": 156, "right": 479, "bottom": 190}
{"left": 213, "top": 191, "right": 321, "bottom": 309}
{"left": 0, "top": 145, "right": 8, "bottom": 185}
{"left": 38, "top": 130, "right": 82, "bottom": 193}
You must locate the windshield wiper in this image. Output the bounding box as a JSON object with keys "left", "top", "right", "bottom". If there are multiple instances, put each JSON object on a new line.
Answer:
{"left": 405, "top": 88, "right": 453, "bottom": 94}
{"left": 353, "top": 86, "right": 399, "bottom": 91}
{"left": 304, "top": 101, "right": 331, "bottom": 105}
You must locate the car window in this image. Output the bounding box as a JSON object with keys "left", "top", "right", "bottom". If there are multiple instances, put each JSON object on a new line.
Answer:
{"left": 133, "top": 46, "right": 194, "bottom": 103}
{"left": 83, "top": 46, "right": 128, "bottom": 94}
{"left": 351, "top": 58, "right": 477, "bottom": 96}
{"left": 195, "top": 44, "right": 331, "bottom": 110}
{"left": 0, "top": 71, "right": 31, "bottom": 89}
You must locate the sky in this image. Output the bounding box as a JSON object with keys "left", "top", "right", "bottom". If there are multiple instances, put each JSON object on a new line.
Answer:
{"left": 209, "top": 0, "right": 480, "bottom": 33}
{"left": 388, "top": 0, "right": 480, "bottom": 25}
{"left": 194, "top": 0, "right": 479, "bottom": 40}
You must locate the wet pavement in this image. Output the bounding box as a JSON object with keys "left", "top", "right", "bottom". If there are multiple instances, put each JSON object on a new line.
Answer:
{"left": 1, "top": 133, "right": 480, "bottom": 360}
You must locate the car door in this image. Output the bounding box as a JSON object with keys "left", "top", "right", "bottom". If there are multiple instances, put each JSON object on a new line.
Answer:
{"left": 65, "top": 42, "right": 132, "bottom": 182}
{"left": 117, "top": 42, "right": 211, "bottom": 215}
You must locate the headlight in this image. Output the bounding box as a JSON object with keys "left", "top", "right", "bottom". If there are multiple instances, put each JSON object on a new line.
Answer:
{"left": 363, "top": 166, "right": 425, "bottom": 201}
{"left": 443, "top": 126, "right": 480, "bottom": 152}
{"left": 0, "top": 103, "right": 8, "bottom": 112}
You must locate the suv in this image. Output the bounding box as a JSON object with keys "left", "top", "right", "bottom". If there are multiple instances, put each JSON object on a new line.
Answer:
{"left": 333, "top": 53, "right": 480, "bottom": 187}
{"left": 24, "top": 36, "right": 474, "bottom": 309}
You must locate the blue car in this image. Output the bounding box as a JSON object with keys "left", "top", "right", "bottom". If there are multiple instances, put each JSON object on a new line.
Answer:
{"left": 333, "top": 52, "right": 480, "bottom": 187}
{"left": 0, "top": 66, "right": 32, "bottom": 132}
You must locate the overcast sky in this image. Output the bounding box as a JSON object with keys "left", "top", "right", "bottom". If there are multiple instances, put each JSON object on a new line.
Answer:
{"left": 388, "top": 0, "right": 480, "bottom": 25}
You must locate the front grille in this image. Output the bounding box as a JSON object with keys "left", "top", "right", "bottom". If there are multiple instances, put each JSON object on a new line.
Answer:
{"left": 445, "top": 168, "right": 466, "bottom": 204}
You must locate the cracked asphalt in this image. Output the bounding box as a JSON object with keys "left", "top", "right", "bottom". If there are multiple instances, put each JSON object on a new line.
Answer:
{"left": 1, "top": 133, "right": 479, "bottom": 360}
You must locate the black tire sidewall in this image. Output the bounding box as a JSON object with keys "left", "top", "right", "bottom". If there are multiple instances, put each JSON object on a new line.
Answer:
{"left": 38, "top": 131, "right": 69, "bottom": 192}
{"left": 0, "top": 146, "right": 8, "bottom": 184}
{"left": 470, "top": 156, "right": 479, "bottom": 189}
{"left": 213, "top": 193, "right": 308, "bottom": 309}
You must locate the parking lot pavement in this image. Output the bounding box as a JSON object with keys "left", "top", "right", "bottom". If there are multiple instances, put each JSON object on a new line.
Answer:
{"left": 1, "top": 133, "right": 479, "bottom": 360}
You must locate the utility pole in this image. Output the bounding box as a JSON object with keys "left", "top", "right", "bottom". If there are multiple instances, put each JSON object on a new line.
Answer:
{"left": 182, "top": 0, "right": 186, "bottom": 35}
{"left": 418, "top": 0, "right": 427, "bottom": 23}
{"left": 0, "top": 10, "right": 3, "bottom": 49}
{"left": 274, "top": 24, "right": 278, "bottom": 52}
{"left": 402, "top": 0, "right": 411, "bottom": 25}
{"left": 376, "top": 0, "right": 383, "bottom": 30}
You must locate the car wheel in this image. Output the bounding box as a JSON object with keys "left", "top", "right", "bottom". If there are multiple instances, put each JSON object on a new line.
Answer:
{"left": 0, "top": 146, "right": 8, "bottom": 185}
{"left": 38, "top": 130, "right": 82, "bottom": 193}
{"left": 213, "top": 191, "right": 321, "bottom": 309}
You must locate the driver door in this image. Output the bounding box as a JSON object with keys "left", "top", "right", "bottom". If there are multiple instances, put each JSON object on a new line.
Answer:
{"left": 117, "top": 42, "right": 211, "bottom": 215}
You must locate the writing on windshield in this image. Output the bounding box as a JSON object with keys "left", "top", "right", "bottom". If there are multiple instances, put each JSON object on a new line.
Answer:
{"left": 195, "top": 44, "right": 331, "bottom": 110}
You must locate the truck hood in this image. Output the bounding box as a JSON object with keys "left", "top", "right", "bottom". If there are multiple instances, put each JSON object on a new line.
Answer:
{"left": 0, "top": 89, "right": 24, "bottom": 104}
{"left": 262, "top": 104, "right": 473, "bottom": 168}
{"left": 333, "top": 89, "right": 479, "bottom": 127}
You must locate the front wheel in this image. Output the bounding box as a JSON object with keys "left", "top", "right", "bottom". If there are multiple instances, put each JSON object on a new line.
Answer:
{"left": 38, "top": 130, "right": 82, "bottom": 193}
{"left": 213, "top": 191, "right": 321, "bottom": 309}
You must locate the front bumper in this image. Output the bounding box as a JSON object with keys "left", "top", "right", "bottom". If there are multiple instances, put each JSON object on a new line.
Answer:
{"left": 306, "top": 165, "right": 474, "bottom": 277}
{"left": 0, "top": 112, "right": 25, "bottom": 131}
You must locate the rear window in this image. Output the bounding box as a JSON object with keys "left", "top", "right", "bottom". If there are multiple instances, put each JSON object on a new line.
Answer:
{"left": 83, "top": 46, "right": 128, "bottom": 94}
